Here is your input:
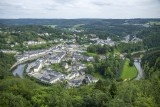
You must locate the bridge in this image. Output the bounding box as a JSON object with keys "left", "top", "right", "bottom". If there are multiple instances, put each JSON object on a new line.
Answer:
{"left": 134, "top": 58, "right": 141, "bottom": 62}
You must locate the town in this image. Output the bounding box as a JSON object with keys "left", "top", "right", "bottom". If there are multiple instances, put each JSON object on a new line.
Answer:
{"left": 15, "top": 44, "right": 99, "bottom": 87}
{"left": 2, "top": 32, "right": 143, "bottom": 87}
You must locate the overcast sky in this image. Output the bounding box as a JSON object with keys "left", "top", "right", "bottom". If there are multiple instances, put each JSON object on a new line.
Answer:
{"left": 0, "top": 0, "right": 160, "bottom": 19}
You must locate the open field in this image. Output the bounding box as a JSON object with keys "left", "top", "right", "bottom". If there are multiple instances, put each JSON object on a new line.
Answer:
{"left": 83, "top": 52, "right": 98, "bottom": 57}
{"left": 149, "top": 21, "right": 160, "bottom": 25}
{"left": 114, "top": 49, "right": 120, "bottom": 55}
{"left": 91, "top": 72, "right": 105, "bottom": 80}
{"left": 121, "top": 59, "right": 138, "bottom": 80}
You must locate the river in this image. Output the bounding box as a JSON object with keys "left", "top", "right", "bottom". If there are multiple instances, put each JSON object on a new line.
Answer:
{"left": 12, "top": 59, "right": 144, "bottom": 80}
{"left": 13, "top": 64, "right": 26, "bottom": 78}
{"left": 134, "top": 60, "right": 143, "bottom": 80}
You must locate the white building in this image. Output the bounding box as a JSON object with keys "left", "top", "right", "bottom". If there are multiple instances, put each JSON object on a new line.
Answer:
{"left": 63, "top": 63, "right": 69, "bottom": 69}
{"left": 76, "top": 64, "right": 86, "bottom": 70}
{"left": 50, "top": 57, "right": 61, "bottom": 63}
{"left": 34, "top": 61, "right": 43, "bottom": 72}
{"left": 66, "top": 73, "right": 76, "bottom": 80}
{"left": 27, "top": 41, "right": 46, "bottom": 45}
{"left": 50, "top": 76, "right": 60, "bottom": 84}
{"left": 87, "top": 75, "right": 99, "bottom": 83}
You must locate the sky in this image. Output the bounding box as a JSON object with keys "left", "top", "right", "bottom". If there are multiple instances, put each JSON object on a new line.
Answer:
{"left": 0, "top": 0, "right": 160, "bottom": 19}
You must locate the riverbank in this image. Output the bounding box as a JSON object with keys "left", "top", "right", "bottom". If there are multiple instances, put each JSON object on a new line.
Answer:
{"left": 12, "top": 60, "right": 36, "bottom": 78}
{"left": 13, "top": 64, "right": 26, "bottom": 78}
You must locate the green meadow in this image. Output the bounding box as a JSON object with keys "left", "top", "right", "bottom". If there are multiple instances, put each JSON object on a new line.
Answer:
{"left": 121, "top": 59, "right": 138, "bottom": 80}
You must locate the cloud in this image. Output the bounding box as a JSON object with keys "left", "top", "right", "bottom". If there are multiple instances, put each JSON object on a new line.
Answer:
{"left": 54, "top": 0, "right": 75, "bottom": 4}
{"left": 0, "top": 2, "right": 26, "bottom": 10}
{"left": 0, "top": 0, "right": 160, "bottom": 18}
{"left": 92, "top": 1, "right": 112, "bottom": 6}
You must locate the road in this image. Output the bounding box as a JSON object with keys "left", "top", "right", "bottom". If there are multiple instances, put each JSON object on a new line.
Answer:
{"left": 131, "top": 50, "right": 146, "bottom": 55}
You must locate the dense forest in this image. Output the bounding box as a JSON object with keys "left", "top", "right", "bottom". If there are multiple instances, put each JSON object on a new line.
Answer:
{"left": 0, "top": 52, "right": 16, "bottom": 79}
{"left": 0, "top": 25, "right": 63, "bottom": 50}
{"left": 141, "top": 49, "right": 160, "bottom": 79}
{"left": 136, "top": 26, "right": 160, "bottom": 48}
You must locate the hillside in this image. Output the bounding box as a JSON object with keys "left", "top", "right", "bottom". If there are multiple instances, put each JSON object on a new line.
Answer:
{"left": 141, "top": 50, "right": 160, "bottom": 79}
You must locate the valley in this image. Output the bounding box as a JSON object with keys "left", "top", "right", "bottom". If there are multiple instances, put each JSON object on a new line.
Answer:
{"left": 0, "top": 19, "right": 160, "bottom": 107}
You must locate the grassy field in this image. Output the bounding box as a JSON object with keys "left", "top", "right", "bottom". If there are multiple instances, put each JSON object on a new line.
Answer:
{"left": 114, "top": 49, "right": 120, "bottom": 55}
{"left": 91, "top": 72, "right": 105, "bottom": 80}
{"left": 83, "top": 52, "right": 98, "bottom": 57}
{"left": 121, "top": 59, "right": 138, "bottom": 80}
{"left": 149, "top": 21, "right": 160, "bottom": 25}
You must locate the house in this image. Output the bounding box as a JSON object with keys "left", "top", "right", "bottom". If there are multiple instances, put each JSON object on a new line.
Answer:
{"left": 99, "top": 56, "right": 106, "bottom": 60}
{"left": 41, "top": 74, "right": 60, "bottom": 84}
{"left": 79, "top": 70, "right": 85, "bottom": 75}
{"left": 34, "top": 61, "right": 43, "bottom": 72}
{"left": 66, "top": 73, "right": 76, "bottom": 80}
{"left": 68, "top": 79, "right": 82, "bottom": 87}
{"left": 90, "top": 38, "right": 99, "bottom": 41}
{"left": 50, "top": 57, "right": 61, "bottom": 63}
{"left": 57, "top": 52, "right": 66, "bottom": 59}
{"left": 27, "top": 41, "right": 46, "bottom": 45}
{"left": 40, "top": 71, "right": 64, "bottom": 84}
{"left": 120, "top": 54, "right": 125, "bottom": 60}
{"left": 18, "top": 56, "right": 28, "bottom": 61}
{"left": 72, "top": 53, "right": 84, "bottom": 61}
{"left": 48, "top": 52, "right": 66, "bottom": 64}
{"left": 131, "top": 37, "right": 142, "bottom": 43}
{"left": 74, "top": 71, "right": 80, "bottom": 77}
{"left": 50, "top": 76, "right": 60, "bottom": 84}
{"left": 86, "top": 57, "right": 95, "bottom": 62}
{"left": 76, "top": 64, "right": 86, "bottom": 70}
{"left": 87, "top": 75, "right": 99, "bottom": 83}
{"left": 90, "top": 34, "right": 97, "bottom": 37}
{"left": 62, "top": 63, "right": 69, "bottom": 69}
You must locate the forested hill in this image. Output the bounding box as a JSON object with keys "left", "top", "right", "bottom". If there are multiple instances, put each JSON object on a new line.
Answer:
{"left": 0, "top": 19, "right": 160, "bottom": 26}
{"left": 0, "top": 19, "right": 100, "bottom": 26}
{"left": 141, "top": 49, "right": 160, "bottom": 79}
{"left": 136, "top": 26, "right": 160, "bottom": 48}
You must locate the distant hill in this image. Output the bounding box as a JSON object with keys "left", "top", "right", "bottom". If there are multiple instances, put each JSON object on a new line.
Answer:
{"left": 0, "top": 19, "right": 100, "bottom": 26}
{"left": 0, "top": 19, "right": 160, "bottom": 26}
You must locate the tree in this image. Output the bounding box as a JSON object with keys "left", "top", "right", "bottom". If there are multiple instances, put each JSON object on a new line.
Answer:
{"left": 105, "top": 67, "right": 113, "bottom": 79}
{"left": 129, "top": 58, "right": 134, "bottom": 66}
{"left": 94, "top": 55, "right": 99, "bottom": 63}
{"left": 86, "top": 64, "right": 95, "bottom": 74}
{"left": 109, "top": 83, "right": 117, "bottom": 98}
{"left": 82, "top": 79, "right": 87, "bottom": 84}
{"left": 95, "top": 80, "right": 105, "bottom": 91}
{"left": 151, "top": 79, "right": 160, "bottom": 105}
{"left": 87, "top": 45, "right": 96, "bottom": 53}
{"left": 0, "top": 93, "right": 31, "bottom": 107}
